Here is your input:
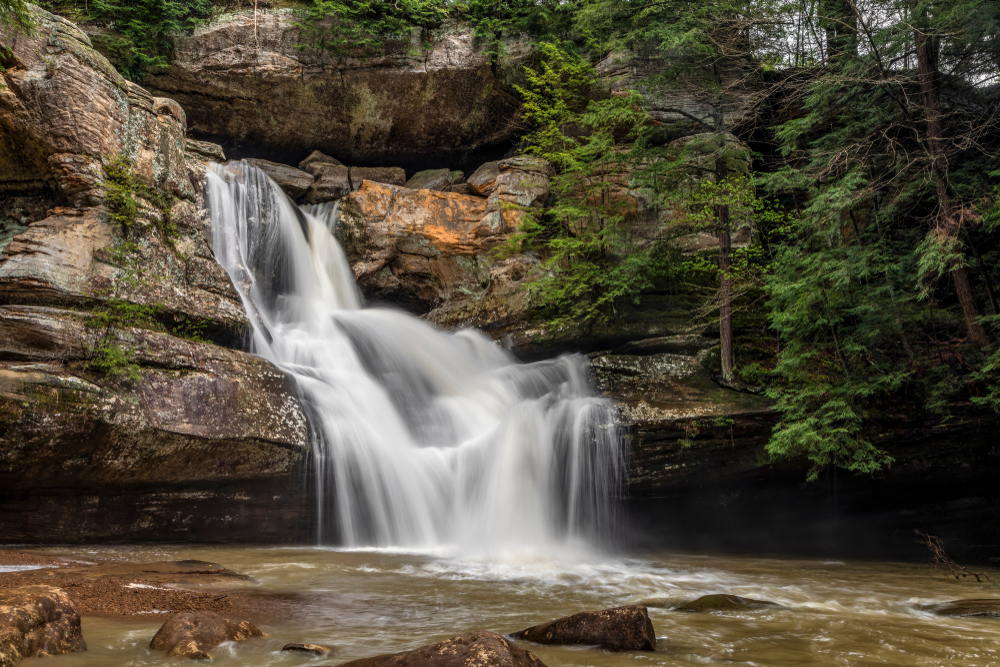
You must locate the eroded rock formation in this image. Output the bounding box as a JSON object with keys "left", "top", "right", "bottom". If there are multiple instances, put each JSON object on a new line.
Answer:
{"left": 0, "top": 6, "right": 310, "bottom": 543}
{"left": 141, "top": 11, "right": 525, "bottom": 165}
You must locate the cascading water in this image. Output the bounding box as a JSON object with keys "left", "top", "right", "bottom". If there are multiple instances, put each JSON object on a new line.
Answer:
{"left": 206, "top": 161, "right": 625, "bottom": 552}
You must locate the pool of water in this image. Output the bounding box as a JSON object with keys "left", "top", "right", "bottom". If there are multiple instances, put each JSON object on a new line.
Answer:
{"left": 19, "top": 545, "right": 1000, "bottom": 666}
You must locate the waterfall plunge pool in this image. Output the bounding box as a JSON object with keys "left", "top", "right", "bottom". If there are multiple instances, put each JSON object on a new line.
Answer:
{"left": 17, "top": 544, "right": 1000, "bottom": 667}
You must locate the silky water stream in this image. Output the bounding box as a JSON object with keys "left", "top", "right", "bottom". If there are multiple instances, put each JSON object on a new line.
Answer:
{"left": 21, "top": 163, "right": 1000, "bottom": 666}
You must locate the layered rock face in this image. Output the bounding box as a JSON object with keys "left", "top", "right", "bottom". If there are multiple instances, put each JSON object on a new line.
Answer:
{"left": 0, "top": 7, "right": 311, "bottom": 544}
{"left": 142, "top": 11, "right": 524, "bottom": 165}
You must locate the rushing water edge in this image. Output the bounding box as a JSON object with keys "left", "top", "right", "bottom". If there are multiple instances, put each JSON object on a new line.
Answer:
{"left": 20, "top": 545, "right": 1000, "bottom": 667}
{"left": 206, "top": 162, "right": 625, "bottom": 550}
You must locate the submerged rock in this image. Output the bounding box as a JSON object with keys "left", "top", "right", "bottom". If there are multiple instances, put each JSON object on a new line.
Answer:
{"left": 245, "top": 159, "right": 315, "bottom": 199}
{"left": 0, "top": 585, "right": 87, "bottom": 667}
{"left": 512, "top": 605, "right": 656, "bottom": 651}
{"left": 283, "top": 642, "right": 334, "bottom": 656}
{"left": 150, "top": 612, "right": 263, "bottom": 660}
{"left": 336, "top": 631, "right": 546, "bottom": 667}
{"left": 920, "top": 599, "right": 1000, "bottom": 617}
{"left": 674, "top": 595, "right": 780, "bottom": 612}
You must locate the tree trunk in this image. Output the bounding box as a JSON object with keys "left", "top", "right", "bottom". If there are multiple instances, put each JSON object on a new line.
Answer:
{"left": 719, "top": 206, "right": 734, "bottom": 381}
{"left": 912, "top": 2, "right": 990, "bottom": 347}
{"left": 715, "top": 131, "right": 734, "bottom": 382}
{"left": 820, "top": 0, "right": 858, "bottom": 60}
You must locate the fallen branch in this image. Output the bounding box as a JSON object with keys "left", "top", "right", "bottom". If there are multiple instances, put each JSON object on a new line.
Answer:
{"left": 915, "top": 530, "right": 995, "bottom": 584}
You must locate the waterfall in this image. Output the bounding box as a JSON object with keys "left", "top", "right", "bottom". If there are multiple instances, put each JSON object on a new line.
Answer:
{"left": 206, "top": 161, "right": 625, "bottom": 552}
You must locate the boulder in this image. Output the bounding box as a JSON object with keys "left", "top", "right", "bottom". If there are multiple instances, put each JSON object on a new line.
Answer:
{"left": 335, "top": 631, "right": 546, "bottom": 667}
{"left": 920, "top": 599, "right": 1000, "bottom": 618}
{"left": 449, "top": 170, "right": 466, "bottom": 185}
{"left": 491, "top": 156, "right": 552, "bottom": 208}
{"left": 302, "top": 163, "right": 353, "bottom": 203}
{"left": 0, "top": 585, "right": 87, "bottom": 667}
{"left": 142, "top": 12, "right": 525, "bottom": 164}
{"left": 244, "top": 159, "right": 315, "bottom": 199}
{"left": 350, "top": 166, "right": 406, "bottom": 190}
{"left": 467, "top": 157, "right": 551, "bottom": 215}
{"left": 467, "top": 161, "right": 501, "bottom": 196}
{"left": 674, "top": 595, "right": 780, "bottom": 612}
{"left": 404, "top": 168, "right": 453, "bottom": 192}
{"left": 512, "top": 605, "right": 656, "bottom": 651}
{"left": 299, "top": 150, "right": 342, "bottom": 171}
{"left": 185, "top": 139, "right": 227, "bottom": 162}
{"left": 282, "top": 642, "right": 333, "bottom": 656}
{"left": 150, "top": 612, "right": 263, "bottom": 660}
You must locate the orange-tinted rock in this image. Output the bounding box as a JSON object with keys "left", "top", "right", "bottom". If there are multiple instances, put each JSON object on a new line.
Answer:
{"left": 512, "top": 605, "right": 656, "bottom": 651}
{"left": 0, "top": 585, "right": 87, "bottom": 667}
{"left": 336, "top": 631, "right": 547, "bottom": 667}
{"left": 150, "top": 612, "right": 263, "bottom": 660}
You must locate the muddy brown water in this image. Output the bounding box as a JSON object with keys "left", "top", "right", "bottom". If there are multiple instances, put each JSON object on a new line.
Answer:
{"left": 14, "top": 545, "right": 1000, "bottom": 666}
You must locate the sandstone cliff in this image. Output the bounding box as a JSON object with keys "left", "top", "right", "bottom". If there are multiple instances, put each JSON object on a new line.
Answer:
{"left": 0, "top": 7, "right": 310, "bottom": 543}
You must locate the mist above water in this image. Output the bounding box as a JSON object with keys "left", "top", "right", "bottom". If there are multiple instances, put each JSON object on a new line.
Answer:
{"left": 206, "top": 162, "right": 625, "bottom": 552}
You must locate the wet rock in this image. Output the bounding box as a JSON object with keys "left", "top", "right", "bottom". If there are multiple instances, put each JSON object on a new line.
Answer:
{"left": 150, "top": 611, "right": 263, "bottom": 660}
{"left": 185, "top": 139, "right": 226, "bottom": 162}
{"left": 336, "top": 631, "right": 546, "bottom": 667}
{"left": 512, "top": 605, "right": 656, "bottom": 651}
{"left": 404, "top": 168, "right": 453, "bottom": 192}
{"left": 245, "top": 159, "right": 315, "bottom": 199}
{"left": 302, "top": 164, "right": 353, "bottom": 204}
{"left": 350, "top": 167, "right": 406, "bottom": 190}
{"left": 283, "top": 642, "right": 333, "bottom": 656}
{"left": 674, "top": 595, "right": 780, "bottom": 612}
{"left": 0, "top": 585, "right": 87, "bottom": 667}
{"left": 299, "top": 150, "right": 342, "bottom": 172}
{"left": 920, "top": 599, "right": 1000, "bottom": 617}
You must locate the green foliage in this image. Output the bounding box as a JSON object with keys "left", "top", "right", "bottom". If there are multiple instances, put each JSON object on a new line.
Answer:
{"left": 297, "top": 0, "right": 445, "bottom": 55}
{"left": 52, "top": 0, "right": 213, "bottom": 81}
{"left": 103, "top": 153, "right": 177, "bottom": 243}
{"left": 505, "top": 44, "right": 674, "bottom": 328}
{"left": 0, "top": 0, "right": 35, "bottom": 35}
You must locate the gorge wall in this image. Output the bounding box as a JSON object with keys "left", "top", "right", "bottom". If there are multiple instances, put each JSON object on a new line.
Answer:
{"left": 2, "top": 6, "right": 999, "bottom": 563}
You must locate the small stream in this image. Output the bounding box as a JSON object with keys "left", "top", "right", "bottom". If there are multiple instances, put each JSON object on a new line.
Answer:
{"left": 20, "top": 545, "right": 1000, "bottom": 666}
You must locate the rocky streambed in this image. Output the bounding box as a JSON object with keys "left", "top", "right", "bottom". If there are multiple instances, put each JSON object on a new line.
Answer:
{"left": 4, "top": 546, "right": 1000, "bottom": 667}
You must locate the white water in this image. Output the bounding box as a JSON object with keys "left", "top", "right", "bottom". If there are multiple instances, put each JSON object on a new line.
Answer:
{"left": 206, "top": 162, "right": 625, "bottom": 552}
